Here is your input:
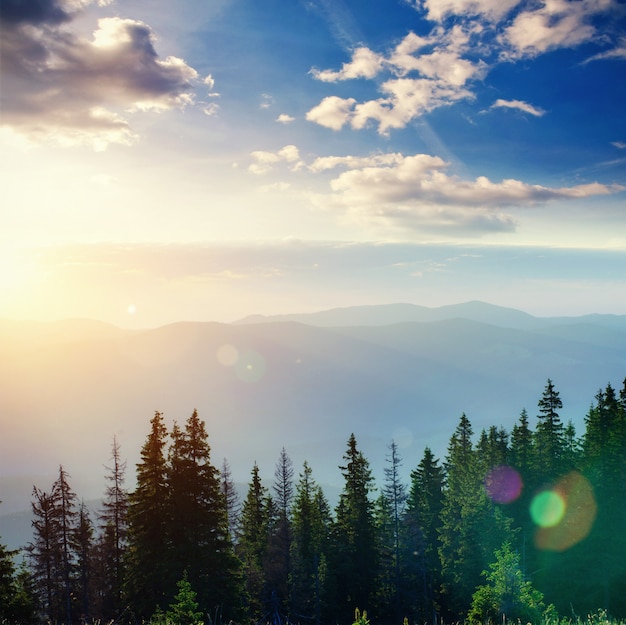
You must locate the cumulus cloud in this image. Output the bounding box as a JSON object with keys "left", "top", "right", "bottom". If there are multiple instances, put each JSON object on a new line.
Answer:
{"left": 490, "top": 99, "right": 546, "bottom": 116}
{"left": 414, "top": 0, "right": 522, "bottom": 22}
{"left": 500, "top": 0, "right": 614, "bottom": 58}
{"left": 309, "top": 151, "right": 623, "bottom": 234}
{"left": 307, "top": 0, "right": 621, "bottom": 134}
{"left": 276, "top": 114, "right": 296, "bottom": 124}
{"left": 0, "top": 0, "right": 201, "bottom": 149}
{"left": 249, "top": 145, "right": 302, "bottom": 174}
{"left": 310, "top": 47, "right": 384, "bottom": 81}
{"left": 306, "top": 96, "right": 358, "bottom": 131}
{"left": 307, "top": 30, "right": 485, "bottom": 133}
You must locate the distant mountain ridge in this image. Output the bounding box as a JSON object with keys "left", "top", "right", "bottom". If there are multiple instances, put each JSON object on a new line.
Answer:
{"left": 235, "top": 300, "right": 626, "bottom": 332}
{"left": 1, "top": 301, "right": 625, "bottom": 551}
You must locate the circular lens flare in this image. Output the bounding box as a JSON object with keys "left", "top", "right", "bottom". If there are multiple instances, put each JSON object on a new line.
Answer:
{"left": 533, "top": 472, "right": 597, "bottom": 551}
{"left": 485, "top": 465, "right": 523, "bottom": 504}
{"left": 530, "top": 490, "right": 566, "bottom": 528}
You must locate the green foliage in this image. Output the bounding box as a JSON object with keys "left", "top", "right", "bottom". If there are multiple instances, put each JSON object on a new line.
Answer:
{"left": 166, "top": 572, "right": 204, "bottom": 625}
{"left": 352, "top": 607, "right": 370, "bottom": 625}
{"left": 150, "top": 573, "right": 204, "bottom": 625}
{"left": 331, "top": 434, "right": 379, "bottom": 622}
{"left": 468, "top": 542, "right": 553, "bottom": 625}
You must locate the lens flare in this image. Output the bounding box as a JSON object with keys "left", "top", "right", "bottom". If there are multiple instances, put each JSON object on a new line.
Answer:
{"left": 234, "top": 350, "right": 266, "bottom": 383}
{"left": 532, "top": 472, "right": 597, "bottom": 551}
{"left": 485, "top": 465, "right": 523, "bottom": 504}
{"left": 530, "top": 491, "right": 565, "bottom": 527}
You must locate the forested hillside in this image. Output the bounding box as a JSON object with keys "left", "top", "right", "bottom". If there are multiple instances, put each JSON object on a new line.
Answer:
{"left": 1, "top": 378, "right": 625, "bottom": 624}
{"left": 2, "top": 303, "right": 626, "bottom": 523}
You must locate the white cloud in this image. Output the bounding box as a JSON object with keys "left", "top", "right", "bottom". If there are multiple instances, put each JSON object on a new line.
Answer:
{"left": 490, "top": 99, "right": 546, "bottom": 116}
{"left": 309, "top": 153, "right": 405, "bottom": 172}
{"left": 612, "top": 141, "right": 626, "bottom": 149}
{"left": 309, "top": 151, "right": 624, "bottom": 234}
{"left": 583, "top": 37, "right": 626, "bottom": 63}
{"left": 0, "top": 11, "right": 200, "bottom": 149}
{"left": 310, "top": 47, "right": 384, "bottom": 82}
{"left": 307, "top": 30, "right": 484, "bottom": 133}
{"left": 414, "top": 0, "right": 522, "bottom": 22}
{"left": 276, "top": 113, "right": 296, "bottom": 124}
{"left": 260, "top": 93, "right": 274, "bottom": 109}
{"left": 306, "top": 96, "right": 357, "bottom": 131}
{"left": 203, "top": 103, "right": 220, "bottom": 117}
{"left": 249, "top": 145, "right": 302, "bottom": 174}
{"left": 501, "top": 0, "right": 614, "bottom": 58}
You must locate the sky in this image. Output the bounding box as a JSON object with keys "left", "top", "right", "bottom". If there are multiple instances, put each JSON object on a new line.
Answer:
{"left": 1, "top": 0, "right": 625, "bottom": 328}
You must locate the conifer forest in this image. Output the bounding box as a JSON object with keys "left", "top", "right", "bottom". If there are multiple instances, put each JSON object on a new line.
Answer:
{"left": 1, "top": 378, "right": 626, "bottom": 625}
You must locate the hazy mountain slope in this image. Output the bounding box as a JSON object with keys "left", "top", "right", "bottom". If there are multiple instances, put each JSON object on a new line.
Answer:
{"left": 236, "top": 301, "right": 626, "bottom": 334}
{"left": 2, "top": 304, "right": 625, "bottom": 551}
{"left": 236, "top": 301, "right": 540, "bottom": 329}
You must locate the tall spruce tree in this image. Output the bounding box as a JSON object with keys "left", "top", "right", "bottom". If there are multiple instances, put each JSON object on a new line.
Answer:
{"left": 238, "top": 462, "right": 271, "bottom": 617}
{"left": 221, "top": 458, "right": 241, "bottom": 542}
{"left": 581, "top": 383, "right": 626, "bottom": 614}
{"left": 510, "top": 409, "right": 534, "bottom": 478}
{"left": 29, "top": 487, "right": 61, "bottom": 621}
{"left": 1, "top": 501, "right": 36, "bottom": 622}
{"left": 28, "top": 467, "right": 80, "bottom": 624}
{"left": 126, "top": 411, "right": 171, "bottom": 618}
{"left": 290, "top": 462, "right": 331, "bottom": 625}
{"left": 404, "top": 446, "right": 444, "bottom": 622}
{"left": 330, "top": 434, "right": 379, "bottom": 622}
{"left": 439, "top": 414, "right": 514, "bottom": 619}
{"left": 377, "top": 440, "right": 407, "bottom": 621}
{"left": 535, "top": 379, "right": 565, "bottom": 480}
{"left": 98, "top": 436, "right": 128, "bottom": 618}
{"left": 265, "top": 448, "right": 294, "bottom": 614}
{"left": 167, "top": 409, "right": 243, "bottom": 619}
{"left": 74, "top": 502, "right": 95, "bottom": 621}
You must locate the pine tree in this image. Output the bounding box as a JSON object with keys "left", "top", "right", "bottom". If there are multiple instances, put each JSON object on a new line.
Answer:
{"left": 290, "top": 462, "right": 331, "bottom": 625}
{"left": 535, "top": 379, "right": 565, "bottom": 480}
{"left": 27, "top": 467, "right": 80, "bottom": 624}
{"left": 167, "top": 409, "right": 243, "bottom": 619}
{"left": 265, "top": 448, "right": 294, "bottom": 613}
{"left": 510, "top": 409, "right": 534, "bottom": 477}
{"left": 330, "top": 434, "right": 379, "bottom": 622}
{"left": 74, "top": 502, "right": 95, "bottom": 621}
{"left": 0, "top": 514, "right": 35, "bottom": 624}
{"left": 165, "top": 572, "right": 204, "bottom": 625}
{"left": 126, "top": 411, "right": 171, "bottom": 618}
{"left": 404, "top": 446, "right": 444, "bottom": 622}
{"left": 98, "top": 436, "right": 129, "bottom": 617}
{"left": 221, "top": 458, "right": 241, "bottom": 542}
{"left": 377, "top": 440, "right": 407, "bottom": 621}
{"left": 55, "top": 465, "right": 79, "bottom": 623}
{"left": 438, "top": 414, "right": 514, "bottom": 619}
{"left": 581, "top": 383, "right": 626, "bottom": 614}
{"left": 28, "top": 487, "right": 61, "bottom": 621}
{"left": 238, "top": 462, "right": 270, "bottom": 617}
{"left": 0, "top": 537, "right": 17, "bottom": 620}
{"left": 468, "top": 542, "right": 551, "bottom": 625}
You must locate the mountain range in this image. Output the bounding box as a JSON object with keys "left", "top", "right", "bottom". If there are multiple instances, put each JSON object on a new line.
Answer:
{"left": 1, "top": 301, "right": 625, "bottom": 550}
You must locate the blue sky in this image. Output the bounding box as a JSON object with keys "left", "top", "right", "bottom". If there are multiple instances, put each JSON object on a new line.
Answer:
{"left": 1, "top": 0, "right": 625, "bottom": 326}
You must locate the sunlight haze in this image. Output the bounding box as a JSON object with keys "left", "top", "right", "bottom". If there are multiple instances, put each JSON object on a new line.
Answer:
{"left": 1, "top": 0, "right": 625, "bottom": 326}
